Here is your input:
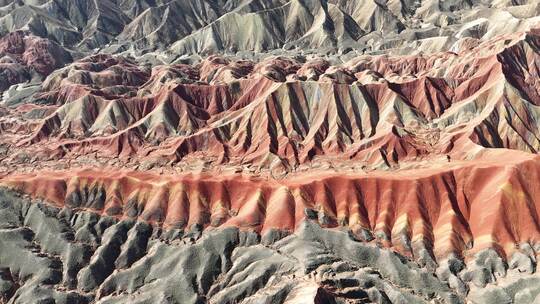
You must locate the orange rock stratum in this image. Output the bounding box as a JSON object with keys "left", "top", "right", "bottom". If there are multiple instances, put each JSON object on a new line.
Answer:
{"left": 2, "top": 149, "right": 540, "bottom": 262}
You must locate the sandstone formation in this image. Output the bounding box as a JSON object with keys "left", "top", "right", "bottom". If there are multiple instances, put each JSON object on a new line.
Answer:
{"left": 1, "top": 0, "right": 540, "bottom": 304}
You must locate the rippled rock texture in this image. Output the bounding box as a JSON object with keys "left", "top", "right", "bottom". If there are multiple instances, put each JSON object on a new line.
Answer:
{"left": 2, "top": 187, "right": 539, "bottom": 304}
{"left": 1, "top": 0, "right": 540, "bottom": 304}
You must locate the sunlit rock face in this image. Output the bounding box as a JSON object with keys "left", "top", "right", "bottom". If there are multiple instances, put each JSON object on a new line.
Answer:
{"left": 1, "top": 1, "right": 540, "bottom": 304}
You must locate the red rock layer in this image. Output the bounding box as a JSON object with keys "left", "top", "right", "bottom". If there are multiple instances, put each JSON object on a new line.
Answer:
{"left": 0, "top": 31, "right": 72, "bottom": 90}
{"left": 2, "top": 149, "right": 539, "bottom": 262}
{"left": 2, "top": 30, "right": 540, "bottom": 173}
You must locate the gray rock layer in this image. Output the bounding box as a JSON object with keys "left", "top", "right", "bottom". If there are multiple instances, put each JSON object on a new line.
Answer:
{"left": 0, "top": 0, "right": 538, "bottom": 58}
{"left": 0, "top": 188, "right": 539, "bottom": 304}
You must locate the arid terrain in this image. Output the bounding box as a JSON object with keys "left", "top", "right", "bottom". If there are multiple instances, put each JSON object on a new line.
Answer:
{"left": 1, "top": 0, "right": 540, "bottom": 303}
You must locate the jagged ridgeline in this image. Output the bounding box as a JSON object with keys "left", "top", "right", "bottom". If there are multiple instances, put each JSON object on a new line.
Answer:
{"left": 0, "top": 0, "right": 538, "bottom": 55}
{"left": 1, "top": 1, "right": 540, "bottom": 304}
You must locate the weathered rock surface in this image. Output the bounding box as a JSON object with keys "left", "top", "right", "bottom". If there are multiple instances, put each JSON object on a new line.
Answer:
{"left": 0, "top": 0, "right": 539, "bottom": 57}
{"left": 1, "top": 1, "right": 540, "bottom": 304}
{"left": 1, "top": 187, "right": 539, "bottom": 304}
{"left": 2, "top": 28, "right": 540, "bottom": 175}
{"left": 0, "top": 30, "right": 72, "bottom": 106}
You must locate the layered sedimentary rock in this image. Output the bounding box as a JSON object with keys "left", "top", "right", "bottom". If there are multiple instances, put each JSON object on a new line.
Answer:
{"left": 1, "top": 0, "right": 540, "bottom": 304}
{"left": 3, "top": 29, "right": 540, "bottom": 174}
{"left": 2, "top": 150, "right": 540, "bottom": 261}
{"left": 0, "top": 30, "right": 72, "bottom": 108}
{"left": 0, "top": 0, "right": 539, "bottom": 56}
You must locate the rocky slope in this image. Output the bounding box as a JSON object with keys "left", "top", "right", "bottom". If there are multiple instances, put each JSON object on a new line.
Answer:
{"left": 1, "top": 0, "right": 540, "bottom": 304}
{"left": 0, "top": 0, "right": 538, "bottom": 57}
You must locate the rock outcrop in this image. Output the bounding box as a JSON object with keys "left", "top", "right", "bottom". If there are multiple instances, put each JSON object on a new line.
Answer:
{"left": 1, "top": 1, "right": 540, "bottom": 303}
